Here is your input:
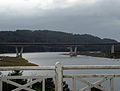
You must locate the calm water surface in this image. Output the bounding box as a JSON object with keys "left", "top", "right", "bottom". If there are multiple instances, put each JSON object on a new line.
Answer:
{"left": 1, "top": 52, "right": 120, "bottom": 90}
{"left": 1, "top": 52, "right": 120, "bottom": 66}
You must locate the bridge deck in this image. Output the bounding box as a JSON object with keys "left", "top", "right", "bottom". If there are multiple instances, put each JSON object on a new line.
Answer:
{"left": 0, "top": 42, "right": 119, "bottom": 46}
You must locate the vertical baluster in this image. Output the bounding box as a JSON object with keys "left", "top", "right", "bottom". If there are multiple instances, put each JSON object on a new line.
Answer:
{"left": 42, "top": 79, "right": 45, "bottom": 91}
{"left": 55, "top": 77, "right": 57, "bottom": 91}
{"left": 72, "top": 76, "right": 76, "bottom": 91}
{"left": 0, "top": 77, "right": 2, "bottom": 91}
{"left": 29, "top": 78, "right": 32, "bottom": 88}
{"left": 110, "top": 78, "right": 114, "bottom": 91}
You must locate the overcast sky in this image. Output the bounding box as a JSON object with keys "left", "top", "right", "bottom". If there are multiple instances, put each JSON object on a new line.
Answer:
{"left": 0, "top": 0, "right": 120, "bottom": 41}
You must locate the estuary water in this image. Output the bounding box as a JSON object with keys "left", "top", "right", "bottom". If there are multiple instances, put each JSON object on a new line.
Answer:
{"left": 1, "top": 52, "right": 120, "bottom": 90}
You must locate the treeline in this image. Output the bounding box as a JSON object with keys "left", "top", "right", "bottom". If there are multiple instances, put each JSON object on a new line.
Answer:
{"left": 0, "top": 30, "right": 119, "bottom": 53}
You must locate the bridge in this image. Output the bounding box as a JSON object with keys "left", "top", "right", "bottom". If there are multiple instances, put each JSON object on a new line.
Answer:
{"left": 0, "top": 62, "right": 120, "bottom": 91}
{"left": 0, "top": 42, "right": 119, "bottom": 57}
{"left": 0, "top": 42, "right": 120, "bottom": 46}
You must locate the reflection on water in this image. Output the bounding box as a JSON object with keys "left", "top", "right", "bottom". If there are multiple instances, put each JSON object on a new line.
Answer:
{"left": 1, "top": 52, "right": 120, "bottom": 90}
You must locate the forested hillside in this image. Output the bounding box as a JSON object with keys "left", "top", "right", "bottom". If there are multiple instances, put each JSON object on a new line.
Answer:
{"left": 0, "top": 30, "right": 118, "bottom": 53}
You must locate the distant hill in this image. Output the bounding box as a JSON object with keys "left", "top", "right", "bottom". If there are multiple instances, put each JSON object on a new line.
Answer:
{"left": 0, "top": 30, "right": 118, "bottom": 53}
{"left": 0, "top": 30, "right": 117, "bottom": 43}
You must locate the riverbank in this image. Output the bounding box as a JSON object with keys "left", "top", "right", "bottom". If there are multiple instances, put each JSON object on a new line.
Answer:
{"left": 0, "top": 56, "right": 38, "bottom": 66}
{"left": 77, "top": 52, "right": 120, "bottom": 59}
{"left": 62, "top": 52, "right": 120, "bottom": 59}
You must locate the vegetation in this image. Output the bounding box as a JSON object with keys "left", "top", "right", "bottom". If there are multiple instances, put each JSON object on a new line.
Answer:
{"left": 0, "top": 30, "right": 118, "bottom": 53}
{"left": 0, "top": 56, "right": 37, "bottom": 66}
{"left": 78, "top": 52, "right": 120, "bottom": 59}
{"left": 91, "top": 87, "right": 102, "bottom": 91}
{"left": 3, "top": 71, "right": 70, "bottom": 91}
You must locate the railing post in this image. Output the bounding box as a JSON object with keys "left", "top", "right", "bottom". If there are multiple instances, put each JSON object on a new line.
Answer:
{"left": 55, "top": 62, "right": 63, "bottom": 91}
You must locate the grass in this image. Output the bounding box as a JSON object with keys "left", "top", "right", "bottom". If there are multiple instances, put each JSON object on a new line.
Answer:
{"left": 0, "top": 56, "right": 38, "bottom": 66}
{"left": 62, "top": 52, "right": 120, "bottom": 59}
{"left": 77, "top": 52, "right": 120, "bottom": 59}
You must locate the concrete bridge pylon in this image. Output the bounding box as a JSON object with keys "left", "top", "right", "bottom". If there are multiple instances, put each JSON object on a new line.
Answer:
{"left": 69, "top": 46, "right": 77, "bottom": 57}
{"left": 111, "top": 45, "right": 115, "bottom": 53}
{"left": 15, "top": 47, "right": 23, "bottom": 58}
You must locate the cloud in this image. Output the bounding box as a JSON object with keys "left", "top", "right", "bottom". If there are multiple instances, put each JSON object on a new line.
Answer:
{"left": 0, "top": 0, "right": 120, "bottom": 40}
{"left": 0, "top": 0, "right": 98, "bottom": 16}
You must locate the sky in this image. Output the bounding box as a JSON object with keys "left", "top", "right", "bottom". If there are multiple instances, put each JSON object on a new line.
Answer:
{"left": 0, "top": 0, "right": 120, "bottom": 41}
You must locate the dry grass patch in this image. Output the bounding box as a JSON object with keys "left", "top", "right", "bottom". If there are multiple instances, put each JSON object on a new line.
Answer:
{"left": 0, "top": 56, "right": 38, "bottom": 66}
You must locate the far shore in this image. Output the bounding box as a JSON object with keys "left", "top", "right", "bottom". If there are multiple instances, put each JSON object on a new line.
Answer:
{"left": 62, "top": 52, "right": 120, "bottom": 59}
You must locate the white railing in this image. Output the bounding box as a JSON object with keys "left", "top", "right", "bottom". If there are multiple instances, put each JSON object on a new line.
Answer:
{"left": 1, "top": 62, "right": 120, "bottom": 91}
{"left": 0, "top": 66, "right": 55, "bottom": 91}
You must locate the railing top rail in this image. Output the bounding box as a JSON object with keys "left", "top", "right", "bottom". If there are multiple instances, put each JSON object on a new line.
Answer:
{"left": 64, "top": 74, "right": 120, "bottom": 78}
{"left": 63, "top": 65, "right": 120, "bottom": 70}
{"left": 1, "top": 65, "right": 120, "bottom": 71}
{"left": 0, "top": 75, "right": 55, "bottom": 79}
{"left": 0, "top": 66, "right": 55, "bottom": 71}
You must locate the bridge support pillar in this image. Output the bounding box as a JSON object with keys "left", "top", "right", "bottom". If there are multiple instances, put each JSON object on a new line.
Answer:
{"left": 15, "top": 47, "right": 23, "bottom": 58}
{"left": 16, "top": 47, "right": 19, "bottom": 57}
{"left": 20, "top": 47, "right": 23, "bottom": 58}
{"left": 111, "top": 45, "right": 115, "bottom": 53}
{"left": 70, "top": 47, "right": 73, "bottom": 56}
{"left": 74, "top": 46, "right": 77, "bottom": 54}
{"left": 69, "top": 46, "right": 77, "bottom": 57}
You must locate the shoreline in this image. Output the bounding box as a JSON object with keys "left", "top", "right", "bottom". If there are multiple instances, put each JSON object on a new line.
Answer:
{"left": 62, "top": 52, "right": 120, "bottom": 59}
{"left": 78, "top": 52, "right": 120, "bottom": 59}
{"left": 0, "top": 56, "right": 38, "bottom": 66}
